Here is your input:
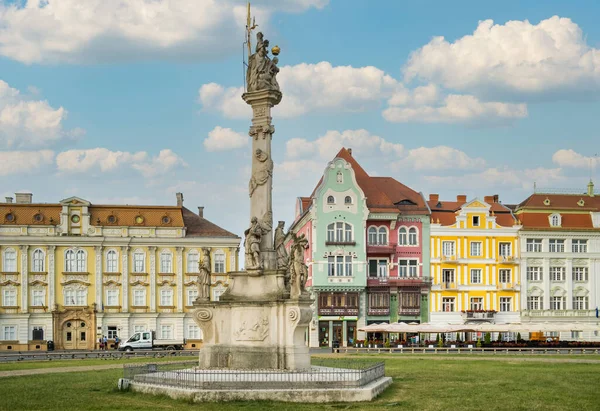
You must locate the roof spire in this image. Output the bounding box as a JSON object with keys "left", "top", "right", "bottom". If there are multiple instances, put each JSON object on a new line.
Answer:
{"left": 588, "top": 180, "right": 595, "bottom": 197}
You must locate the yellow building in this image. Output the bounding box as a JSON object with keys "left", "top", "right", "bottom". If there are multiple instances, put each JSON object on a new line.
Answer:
{"left": 0, "top": 192, "right": 239, "bottom": 351}
{"left": 428, "top": 194, "right": 521, "bottom": 330}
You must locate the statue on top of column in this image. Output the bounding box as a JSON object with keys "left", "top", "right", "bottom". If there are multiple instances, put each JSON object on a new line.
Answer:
{"left": 246, "top": 32, "right": 280, "bottom": 92}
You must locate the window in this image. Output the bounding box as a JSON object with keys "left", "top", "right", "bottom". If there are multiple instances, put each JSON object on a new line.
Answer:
{"left": 470, "top": 269, "right": 482, "bottom": 284}
{"left": 499, "top": 269, "right": 511, "bottom": 283}
{"left": 336, "top": 171, "right": 343, "bottom": 184}
{"left": 106, "top": 289, "right": 119, "bottom": 306}
{"left": 106, "top": 250, "right": 118, "bottom": 273}
{"left": 32, "top": 326, "right": 44, "bottom": 340}
{"left": 527, "top": 296, "right": 543, "bottom": 310}
{"left": 550, "top": 214, "right": 561, "bottom": 227}
{"left": 368, "top": 227, "right": 377, "bottom": 245}
{"left": 187, "top": 251, "right": 199, "bottom": 273}
{"left": 133, "top": 325, "right": 146, "bottom": 334}
{"left": 398, "top": 259, "right": 418, "bottom": 277}
{"left": 400, "top": 292, "right": 420, "bottom": 309}
{"left": 368, "top": 293, "right": 390, "bottom": 309}
{"left": 526, "top": 239, "right": 542, "bottom": 253}
{"left": 344, "top": 196, "right": 352, "bottom": 205}
{"left": 527, "top": 266, "right": 543, "bottom": 282}
{"left": 550, "top": 267, "right": 565, "bottom": 282}
{"left": 472, "top": 215, "right": 480, "bottom": 227}
{"left": 408, "top": 228, "right": 417, "bottom": 245}
{"left": 498, "top": 242, "right": 511, "bottom": 257}
{"left": 32, "top": 249, "right": 44, "bottom": 272}
{"left": 368, "top": 259, "right": 388, "bottom": 278}
{"left": 326, "top": 222, "right": 352, "bottom": 243}
{"left": 442, "top": 297, "right": 455, "bottom": 312}
{"left": 318, "top": 292, "right": 359, "bottom": 310}
{"left": 31, "top": 290, "right": 44, "bottom": 306}
{"left": 549, "top": 239, "right": 565, "bottom": 253}
{"left": 214, "top": 251, "right": 225, "bottom": 273}
{"left": 133, "top": 289, "right": 146, "bottom": 306}
{"left": 328, "top": 256, "right": 352, "bottom": 277}
{"left": 3, "top": 248, "right": 16, "bottom": 272}
{"left": 442, "top": 241, "right": 455, "bottom": 257}
{"left": 160, "top": 325, "right": 172, "bottom": 340}
{"left": 213, "top": 288, "right": 225, "bottom": 301}
{"left": 344, "top": 256, "right": 352, "bottom": 277}
{"left": 470, "top": 297, "right": 483, "bottom": 311}
{"left": 160, "top": 289, "right": 173, "bottom": 306}
{"left": 398, "top": 227, "right": 407, "bottom": 245}
{"left": 133, "top": 251, "right": 145, "bottom": 273}
{"left": 107, "top": 326, "right": 117, "bottom": 339}
{"left": 378, "top": 227, "right": 387, "bottom": 245}
{"left": 573, "top": 267, "right": 588, "bottom": 282}
{"left": 573, "top": 296, "right": 589, "bottom": 310}
{"left": 499, "top": 297, "right": 512, "bottom": 312}
{"left": 571, "top": 331, "right": 581, "bottom": 339}
{"left": 188, "top": 324, "right": 200, "bottom": 339}
{"left": 64, "top": 288, "right": 86, "bottom": 306}
{"left": 66, "top": 249, "right": 86, "bottom": 272}
{"left": 160, "top": 251, "right": 172, "bottom": 273}
{"left": 572, "top": 239, "right": 587, "bottom": 253}
{"left": 187, "top": 289, "right": 198, "bottom": 306}
{"left": 550, "top": 296, "right": 565, "bottom": 310}
{"left": 2, "top": 326, "right": 16, "bottom": 340}
{"left": 470, "top": 242, "right": 482, "bottom": 257}
{"left": 2, "top": 289, "right": 16, "bottom": 306}
{"left": 442, "top": 269, "right": 455, "bottom": 284}
{"left": 327, "top": 195, "right": 335, "bottom": 204}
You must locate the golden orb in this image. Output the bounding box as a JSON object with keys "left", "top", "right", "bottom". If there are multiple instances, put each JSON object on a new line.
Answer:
{"left": 271, "top": 45, "right": 280, "bottom": 56}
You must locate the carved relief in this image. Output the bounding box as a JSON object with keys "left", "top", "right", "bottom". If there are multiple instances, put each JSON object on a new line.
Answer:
{"left": 27, "top": 227, "right": 49, "bottom": 235}
{"left": 550, "top": 259, "right": 565, "bottom": 266}
{"left": 528, "top": 258, "right": 543, "bottom": 265}
{"left": 0, "top": 227, "right": 21, "bottom": 234}
{"left": 248, "top": 149, "right": 273, "bottom": 197}
{"left": 573, "top": 259, "right": 589, "bottom": 266}
{"left": 233, "top": 316, "right": 269, "bottom": 341}
{"left": 103, "top": 228, "right": 121, "bottom": 236}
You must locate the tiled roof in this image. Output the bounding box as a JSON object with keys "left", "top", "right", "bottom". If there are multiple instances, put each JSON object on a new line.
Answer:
{"left": 0, "top": 204, "right": 61, "bottom": 225}
{"left": 427, "top": 197, "right": 516, "bottom": 227}
{"left": 515, "top": 193, "right": 600, "bottom": 230}
{"left": 90, "top": 205, "right": 184, "bottom": 227}
{"left": 517, "top": 213, "right": 594, "bottom": 230}
{"left": 182, "top": 207, "right": 239, "bottom": 238}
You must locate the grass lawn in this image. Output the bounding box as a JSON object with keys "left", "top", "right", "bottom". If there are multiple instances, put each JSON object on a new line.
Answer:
{"left": 0, "top": 356, "right": 599, "bottom": 411}
{"left": 0, "top": 356, "right": 194, "bottom": 372}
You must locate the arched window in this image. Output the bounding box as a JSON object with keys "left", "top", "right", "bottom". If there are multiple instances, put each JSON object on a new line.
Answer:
{"left": 106, "top": 250, "right": 118, "bottom": 273}
{"left": 344, "top": 223, "right": 353, "bottom": 242}
{"left": 327, "top": 195, "right": 335, "bottom": 205}
{"left": 75, "top": 250, "right": 86, "bottom": 272}
{"left": 344, "top": 196, "right": 352, "bottom": 205}
{"left": 550, "top": 214, "right": 561, "bottom": 227}
{"left": 336, "top": 171, "right": 343, "bottom": 184}
{"left": 160, "top": 250, "right": 173, "bottom": 273}
{"left": 378, "top": 227, "right": 387, "bottom": 245}
{"left": 65, "top": 249, "right": 75, "bottom": 272}
{"left": 327, "top": 222, "right": 353, "bottom": 242}
{"left": 187, "top": 250, "right": 199, "bottom": 273}
{"left": 214, "top": 250, "right": 226, "bottom": 273}
{"left": 133, "top": 250, "right": 145, "bottom": 273}
{"left": 368, "top": 227, "right": 377, "bottom": 245}
{"left": 408, "top": 228, "right": 418, "bottom": 245}
{"left": 32, "top": 249, "right": 45, "bottom": 272}
{"left": 399, "top": 227, "right": 407, "bottom": 246}
{"left": 3, "top": 248, "right": 16, "bottom": 272}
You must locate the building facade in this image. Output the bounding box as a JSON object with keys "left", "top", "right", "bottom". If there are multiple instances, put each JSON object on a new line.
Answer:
{"left": 514, "top": 183, "right": 600, "bottom": 341}
{"left": 289, "top": 148, "right": 431, "bottom": 348}
{"left": 0, "top": 192, "right": 240, "bottom": 351}
{"left": 429, "top": 195, "right": 521, "bottom": 328}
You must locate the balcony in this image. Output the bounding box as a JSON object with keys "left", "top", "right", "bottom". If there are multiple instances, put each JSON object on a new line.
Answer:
{"left": 367, "top": 276, "right": 432, "bottom": 287}
{"left": 318, "top": 307, "right": 359, "bottom": 316}
{"left": 366, "top": 243, "right": 397, "bottom": 255}
{"left": 398, "top": 307, "right": 421, "bottom": 316}
{"left": 367, "top": 307, "right": 390, "bottom": 316}
{"left": 325, "top": 241, "right": 356, "bottom": 247}
{"left": 441, "top": 282, "right": 458, "bottom": 290}
{"left": 498, "top": 255, "right": 519, "bottom": 264}
{"left": 497, "top": 283, "right": 520, "bottom": 290}
{"left": 524, "top": 310, "right": 594, "bottom": 318}
{"left": 441, "top": 255, "right": 459, "bottom": 264}
{"left": 463, "top": 311, "right": 496, "bottom": 321}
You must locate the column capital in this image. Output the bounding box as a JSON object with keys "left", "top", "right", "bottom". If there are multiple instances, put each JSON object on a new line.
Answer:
{"left": 20, "top": 245, "right": 29, "bottom": 252}
{"left": 121, "top": 246, "right": 130, "bottom": 252}
{"left": 176, "top": 247, "right": 184, "bottom": 253}
{"left": 148, "top": 246, "right": 157, "bottom": 252}
{"left": 48, "top": 245, "right": 56, "bottom": 252}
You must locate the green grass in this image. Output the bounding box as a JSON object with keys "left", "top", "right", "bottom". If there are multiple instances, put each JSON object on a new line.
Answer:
{"left": 0, "top": 356, "right": 599, "bottom": 411}
{"left": 0, "top": 356, "right": 194, "bottom": 372}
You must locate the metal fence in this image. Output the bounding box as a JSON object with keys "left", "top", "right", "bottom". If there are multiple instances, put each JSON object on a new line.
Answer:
{"left": 333, "top": 347, "right": 600, "bottom": 355}
{"left": 123, "top": 358, "right": 385, "bottom": 390}
{"left": 0, "top": 350, "right": 199, "bottom": 363}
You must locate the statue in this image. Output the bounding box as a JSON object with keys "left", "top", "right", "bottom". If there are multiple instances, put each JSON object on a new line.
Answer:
{"left": 246, "top": 32, "right": 280, "bottom": 92}
{"left": 197, "top": 248, "right": 211, "bottom": 301}
{"left": 289, "top": 233, "right": 309, "bottom": 299}
{"left": 249, "top": 148, "right": 273, "bottom": 197}
{"left": 244, "top": 216, "right": 271, "bottom": 270}
{"left": 274, "top": 221, "right": 289, "bottom": 270}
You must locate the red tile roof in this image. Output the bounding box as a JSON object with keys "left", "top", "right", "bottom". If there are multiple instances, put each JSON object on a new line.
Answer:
{"left": 427, "top": 197, "right": 516, "bottom": 227}
{"left": 515, "top": 193, "right": 600, "bottom": 230}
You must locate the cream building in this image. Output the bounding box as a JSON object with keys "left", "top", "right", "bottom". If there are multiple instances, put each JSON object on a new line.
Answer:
{"left": 0, "top": 192, "right": 240, "bottom": 351}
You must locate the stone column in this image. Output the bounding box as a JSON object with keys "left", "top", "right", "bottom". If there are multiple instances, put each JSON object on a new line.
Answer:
{"left": 95, "top": 246, "right": 103, "bottom": 310}
{"left": 121, "top": 247, "right": 129, "bottom": 313}
{"left": 242, "top": 89, "right": 282, "bottom": 271}
{"left": 20, "top": 245, "right": 29, "bottom": 313}
{"left": 48, "top": 246, "right": 56, "bottom": 309}
{"left": 176, "top": 247, "right": 184, "bottom": 312}
{"left": 148, "top": 247, "right": 157, "bottom": 312}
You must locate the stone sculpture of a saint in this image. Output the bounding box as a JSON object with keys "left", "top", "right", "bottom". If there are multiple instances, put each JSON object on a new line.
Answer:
{"left": 197, "top": 248, "right": 211, "bottom": 301}
{"left": 248, "top": 148, "right": 273, "bottom": 197}
{"left": 246, "top": 32, "right": 280, "bottom": 92}
{"left": 289, "top": 233, "right": 309, "bottom": 299}
{"left": 244, "top": 216, "right": 271, "bottom": 270}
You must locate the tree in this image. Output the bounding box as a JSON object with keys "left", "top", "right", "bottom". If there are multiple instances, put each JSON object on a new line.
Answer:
{"left": 517, "top": 332, "right": 522, "bottom": 342}
{"left": 497, "top": 332, "right": 502, "bottom": 343}
{"left": 484, "top": 332, "right": 491, "bottom": 345}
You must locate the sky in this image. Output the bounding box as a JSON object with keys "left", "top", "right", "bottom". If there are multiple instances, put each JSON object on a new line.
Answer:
{"left": 0, "top": 0, "right": 599, "bottom": 241}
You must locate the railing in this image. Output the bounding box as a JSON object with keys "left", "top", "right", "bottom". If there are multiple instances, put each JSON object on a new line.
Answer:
{"left": 441, "top": 255, "right": 458, "bottom": 263}
{"left": 331, "top": 347, "right": 600, "bottom": 355}
{"left": 496, "top": 283, "right": 520, "bottom": 290}
{"left": 398, "top": 307, "right": 421, "bottom": 316}
{"left": 499, "top": 256, "right": 518, "bottom": 264}
{"left": 0, "top": 349, "right": 199, "bottom": 363}
{"left": 524, "top": 310, "right": 595, "bottom": 317}
{"left": 123, "top": 358, "right": 386, "bottom": 390}
{"left": 318, "top": 307, "right": 359, "bottom": 316}
{"left": 465, "top": 311, "right": 495, "bottom": 320}
{"left": 441, "top": 282, "right": 457, "bottom": 290}
{"left": 325, "top": 241, "right": 356, "bottom": 246}
{"left": 366, "top": 243, "right": 397, "bottom": 254}
{"left": 367, "top": 307, "right": 390, "bottom": 316}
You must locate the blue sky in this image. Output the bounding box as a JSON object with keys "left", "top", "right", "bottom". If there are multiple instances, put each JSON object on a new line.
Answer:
{"left": 0, "top": 0, "right": 599, "bottom": 239}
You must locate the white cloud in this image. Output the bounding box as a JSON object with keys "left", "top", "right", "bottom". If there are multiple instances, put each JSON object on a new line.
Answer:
{"left": 204, "top": 127, "right": 248, "bottom": 152}
{"left": 0, "top": 80, "right": 79, "bottom": 147}
{"left": 0, "top": 150, "right": 54, "bottom": 176}
{"left": 276, "top": 159, "right": 324, "bottom": 181}
{"left": 552, "top": 149, "right": 600, "bottom": 169}
{"left": 56, "top": 148, "right": 186, "bottom": 177}
{"left": 0, "top": 1, "right": 326, "bottom": 64}
{"left": 285, "top": 129, "right": 404, "bottom": 160}
{"left": 404, "top": 16, "right": 600, "bottom": 98}
{"left": 392, "top": 146, "right": 486, "bottom": 171}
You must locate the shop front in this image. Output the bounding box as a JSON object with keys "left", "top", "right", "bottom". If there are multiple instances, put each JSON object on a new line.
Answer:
{"left": 317, "top": 318, "right": 357, "bottom": 347}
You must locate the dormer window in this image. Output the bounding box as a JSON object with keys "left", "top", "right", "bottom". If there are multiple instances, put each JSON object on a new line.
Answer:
{"left": 472, "top": 216, "right": 480, "bottom": 227}
{"left": 549, "top": 213, "right": 561, "bottom": 227}
{"left": 344, "top": 196, "right": 352, "bottom": 205}
{"left": 336, "top": 171, "right": 343, "bottom": 184}
{"left": 327, "top": 196, "right": 335, "bottom": 205}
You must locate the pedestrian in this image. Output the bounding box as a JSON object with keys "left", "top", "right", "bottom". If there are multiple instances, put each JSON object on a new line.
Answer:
{"left": 99, "top": 336, "right": 104, "bottom": 350}
{"left": 114, "top": 336, "right": 119, "bottom": 349}
{"left": 102, "top": 335, "right": 108, "bottom": 350}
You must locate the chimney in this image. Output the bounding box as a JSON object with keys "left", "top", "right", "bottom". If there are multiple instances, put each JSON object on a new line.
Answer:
{"left": 176, "top": 192, "right": 184, "bottom": 207}
{"left": 456, "top": 194, "right": 467, "bottom": 203}
{"left": 198, "top": 206, "right": 204, "bottom": 218}
{"left": 429, "top": 194, "right": 439, "bottom": 202}
{"left": 493, "top": 194, "right": 499, "bottom": 203}
{"left": 484, "top": 195, "right": 494, "bottom": 203}
{"left": 15, "top": 192, "right": 32, "bottom": 204}
{"left": 347, "top": 148, "right": 352, "bottom": 156}
{"left": 5, "top": 197, "right": 13, "bottom": 203}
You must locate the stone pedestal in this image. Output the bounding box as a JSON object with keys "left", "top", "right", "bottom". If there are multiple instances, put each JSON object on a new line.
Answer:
{"left": 193, "top": 295, "right": 312, "bottom": 370}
